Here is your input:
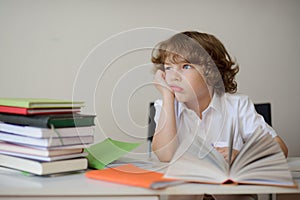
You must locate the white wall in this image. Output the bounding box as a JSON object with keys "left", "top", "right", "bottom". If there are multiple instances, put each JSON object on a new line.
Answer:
{"left": 0, "top": 0, "right": 299, "bottom": 156}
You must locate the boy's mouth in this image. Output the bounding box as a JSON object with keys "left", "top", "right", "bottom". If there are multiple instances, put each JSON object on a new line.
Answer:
{"left": 170, "top": 85, "right": 184, "bottom": 92}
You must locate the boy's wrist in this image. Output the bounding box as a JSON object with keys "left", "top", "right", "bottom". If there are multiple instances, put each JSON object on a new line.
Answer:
{"left": 162, "top": 92, "right": 175, "bottom": 102}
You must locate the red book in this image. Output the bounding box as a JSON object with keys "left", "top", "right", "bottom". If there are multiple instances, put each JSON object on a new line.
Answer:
{"left": 0, "top": 105, "right": 81, "bottom": 115}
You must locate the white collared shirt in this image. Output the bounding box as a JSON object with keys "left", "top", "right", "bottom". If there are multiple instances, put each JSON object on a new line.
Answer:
{"left": 154, "top": 93, "right": 277, "bottom": 151}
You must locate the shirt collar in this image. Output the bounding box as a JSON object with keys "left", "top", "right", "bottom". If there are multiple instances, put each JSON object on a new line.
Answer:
{"left": 176, "top": 93, "right": 224, "bottom": 117}
{"left": 208, "top": 92, "right": 223, "bottom": 114}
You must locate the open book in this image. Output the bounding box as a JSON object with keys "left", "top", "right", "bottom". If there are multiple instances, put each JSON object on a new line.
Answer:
{"left": 164, "top": 130, "right": 296, "bottom": 188}
{"left": 85, "top": 131, "right": 296, "bottom": 189}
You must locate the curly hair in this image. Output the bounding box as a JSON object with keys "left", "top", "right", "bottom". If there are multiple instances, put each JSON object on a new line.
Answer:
{"left": 151, "top": 31, "right": 239, "bottom": 94}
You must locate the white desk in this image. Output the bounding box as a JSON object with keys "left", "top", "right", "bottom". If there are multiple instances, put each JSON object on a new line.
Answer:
{"left": 0, "top": 168, "right": 299, "bottom": 200}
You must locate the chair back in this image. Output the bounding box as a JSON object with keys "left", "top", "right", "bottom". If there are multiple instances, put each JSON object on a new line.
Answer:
{"left": 147, "top": 102, "right": 156, "bottom": 142}
{"left": 254, "top": 103, "right": 272, "bottom": 126}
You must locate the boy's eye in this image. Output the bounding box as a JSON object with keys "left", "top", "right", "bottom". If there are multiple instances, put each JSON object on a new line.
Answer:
{"left": 183, "top": 64, "right": 192, "bottom": 70}
{"left": 164, "top": 66, "right": 172, "bottom": 71}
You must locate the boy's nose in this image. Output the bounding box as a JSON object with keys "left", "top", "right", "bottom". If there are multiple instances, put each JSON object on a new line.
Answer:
{"left": 171, "top": 71, "right": 182, "bottom": 81}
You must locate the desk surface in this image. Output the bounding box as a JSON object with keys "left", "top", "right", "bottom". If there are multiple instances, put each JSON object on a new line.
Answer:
{"left": 0, "top": 168, "right": 299, "bottom": 197}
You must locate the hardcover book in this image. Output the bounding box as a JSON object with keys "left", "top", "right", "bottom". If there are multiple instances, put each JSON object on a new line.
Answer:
{"left": 0, "top": 141, "right": 83, "bottom": 157}
{"left": 0, "top": 122, "right": 94, "bottom": 138}
{"left": 0, "top": 113, "right": 96, "bottom": 128}
{"left": 0, "top": 98, "right": 84, "bottom": 108}
{"left": 85, "top": 164, "right": 181, "bottom": 189}
{"left": 0, "top": 154, "right": 88, "bottom": 175}
{"left": 0, "top": 105, "right": 81, "bottom": 115}
{"left": 0, "top": 132, "right": 94, "bottom": 147}
{"left": 0, "top": 150, "right": 87, "bottom": 161}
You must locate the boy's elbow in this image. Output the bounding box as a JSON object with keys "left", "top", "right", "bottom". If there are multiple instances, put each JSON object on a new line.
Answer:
{"left": 154, "top": 152, "right": 173, "bottom": 162}
{"left": 151, "top": 135, "right": 178, "bottom": 162}
{"left": 152, "top": 144, "right": 175, "bottom": 162}
{"left": 160, "top": 158, "right": 172, "bottom": 162}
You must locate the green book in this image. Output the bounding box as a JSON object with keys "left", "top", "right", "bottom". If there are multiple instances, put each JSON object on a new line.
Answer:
{"left": 0, "top": 98, "right": 84, "bottom": 108}
{"left": 0, "top": 113, "right": 95, "bottom": 128}
{"left": 85, "top": 138, "right": 141, "bottom": 169}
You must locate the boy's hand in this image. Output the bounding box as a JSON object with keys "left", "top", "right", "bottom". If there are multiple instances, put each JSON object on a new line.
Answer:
{"left": 153, "top": 70, "right": 174, "bottom": 97}
{"left": 215, "top": 147, "right": 239, "bottom": 164}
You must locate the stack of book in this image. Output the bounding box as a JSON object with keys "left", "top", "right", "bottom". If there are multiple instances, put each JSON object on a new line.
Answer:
{"left": 0, "top": 98, "right": 96, "bottom": 175}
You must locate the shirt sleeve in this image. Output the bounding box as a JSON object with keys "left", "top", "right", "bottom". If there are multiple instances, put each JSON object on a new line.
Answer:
{"left": 238, "top": 96, "right": 277, "bottom": 142}
{"left": 153, "top": 99, "right": 163, "bottom": 129}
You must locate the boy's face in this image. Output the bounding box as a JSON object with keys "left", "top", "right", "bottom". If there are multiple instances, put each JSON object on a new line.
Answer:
{"left": 164, "top": 59, "right": 211, "bottom": 104}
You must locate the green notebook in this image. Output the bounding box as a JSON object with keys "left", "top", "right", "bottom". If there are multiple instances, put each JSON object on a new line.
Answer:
{"left": 85, "top": 138, "right": 141, "bottom": 169}
{"left": 0, "top": 113, "right": 96, "bottom": 128}
{"left": 0, "top": 98, "right": 84, "bottom": 108}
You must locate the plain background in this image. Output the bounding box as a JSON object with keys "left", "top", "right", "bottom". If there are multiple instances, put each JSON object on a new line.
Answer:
{"left": 0, "top": 0, "right": 299, "bottom": 156}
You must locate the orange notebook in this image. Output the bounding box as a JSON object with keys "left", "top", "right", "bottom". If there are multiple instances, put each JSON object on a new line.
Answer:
{"left": 85, "top": 164, "right": 184, "bottom": 189}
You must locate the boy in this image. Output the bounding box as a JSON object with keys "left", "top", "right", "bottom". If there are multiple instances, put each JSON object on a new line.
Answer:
{"left": 151, "top": 31, "right": 287, "bottom": 164}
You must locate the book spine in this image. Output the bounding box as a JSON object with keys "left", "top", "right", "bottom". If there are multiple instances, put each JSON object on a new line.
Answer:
{"left": 49, "top": 117, "right": 95, "bottom": 128}
{"left": 0, "top": 113, "right": 49, "bottom": 128}
{"left": 0, "top": 106, "right": 28, "bottom": 115}
{"left": 0, "top": 132, "right": 94, "bottom": 147}
{"left": 0, "top": 113, "right": 95, "bottom": 128}
{"left": 0, "top": 100, "right": 30, "bottom": 108}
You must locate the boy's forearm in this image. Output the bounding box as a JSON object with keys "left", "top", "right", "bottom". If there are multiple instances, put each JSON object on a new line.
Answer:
{"left": 152, "top": 94, "right": 178, "bottom": 162}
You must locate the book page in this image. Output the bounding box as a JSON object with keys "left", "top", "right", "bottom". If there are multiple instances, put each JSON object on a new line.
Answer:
{"left": 230, "top": 131, "right": 295, "bottom": 187}
{"left": 287, "top": 157, "right": 300, "bottom": 178}
{"left": 287, "top": 157, "right": 300, "bottom": 172}
{"left": 164, "top": 136, "right": 229, "bottom": 183}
